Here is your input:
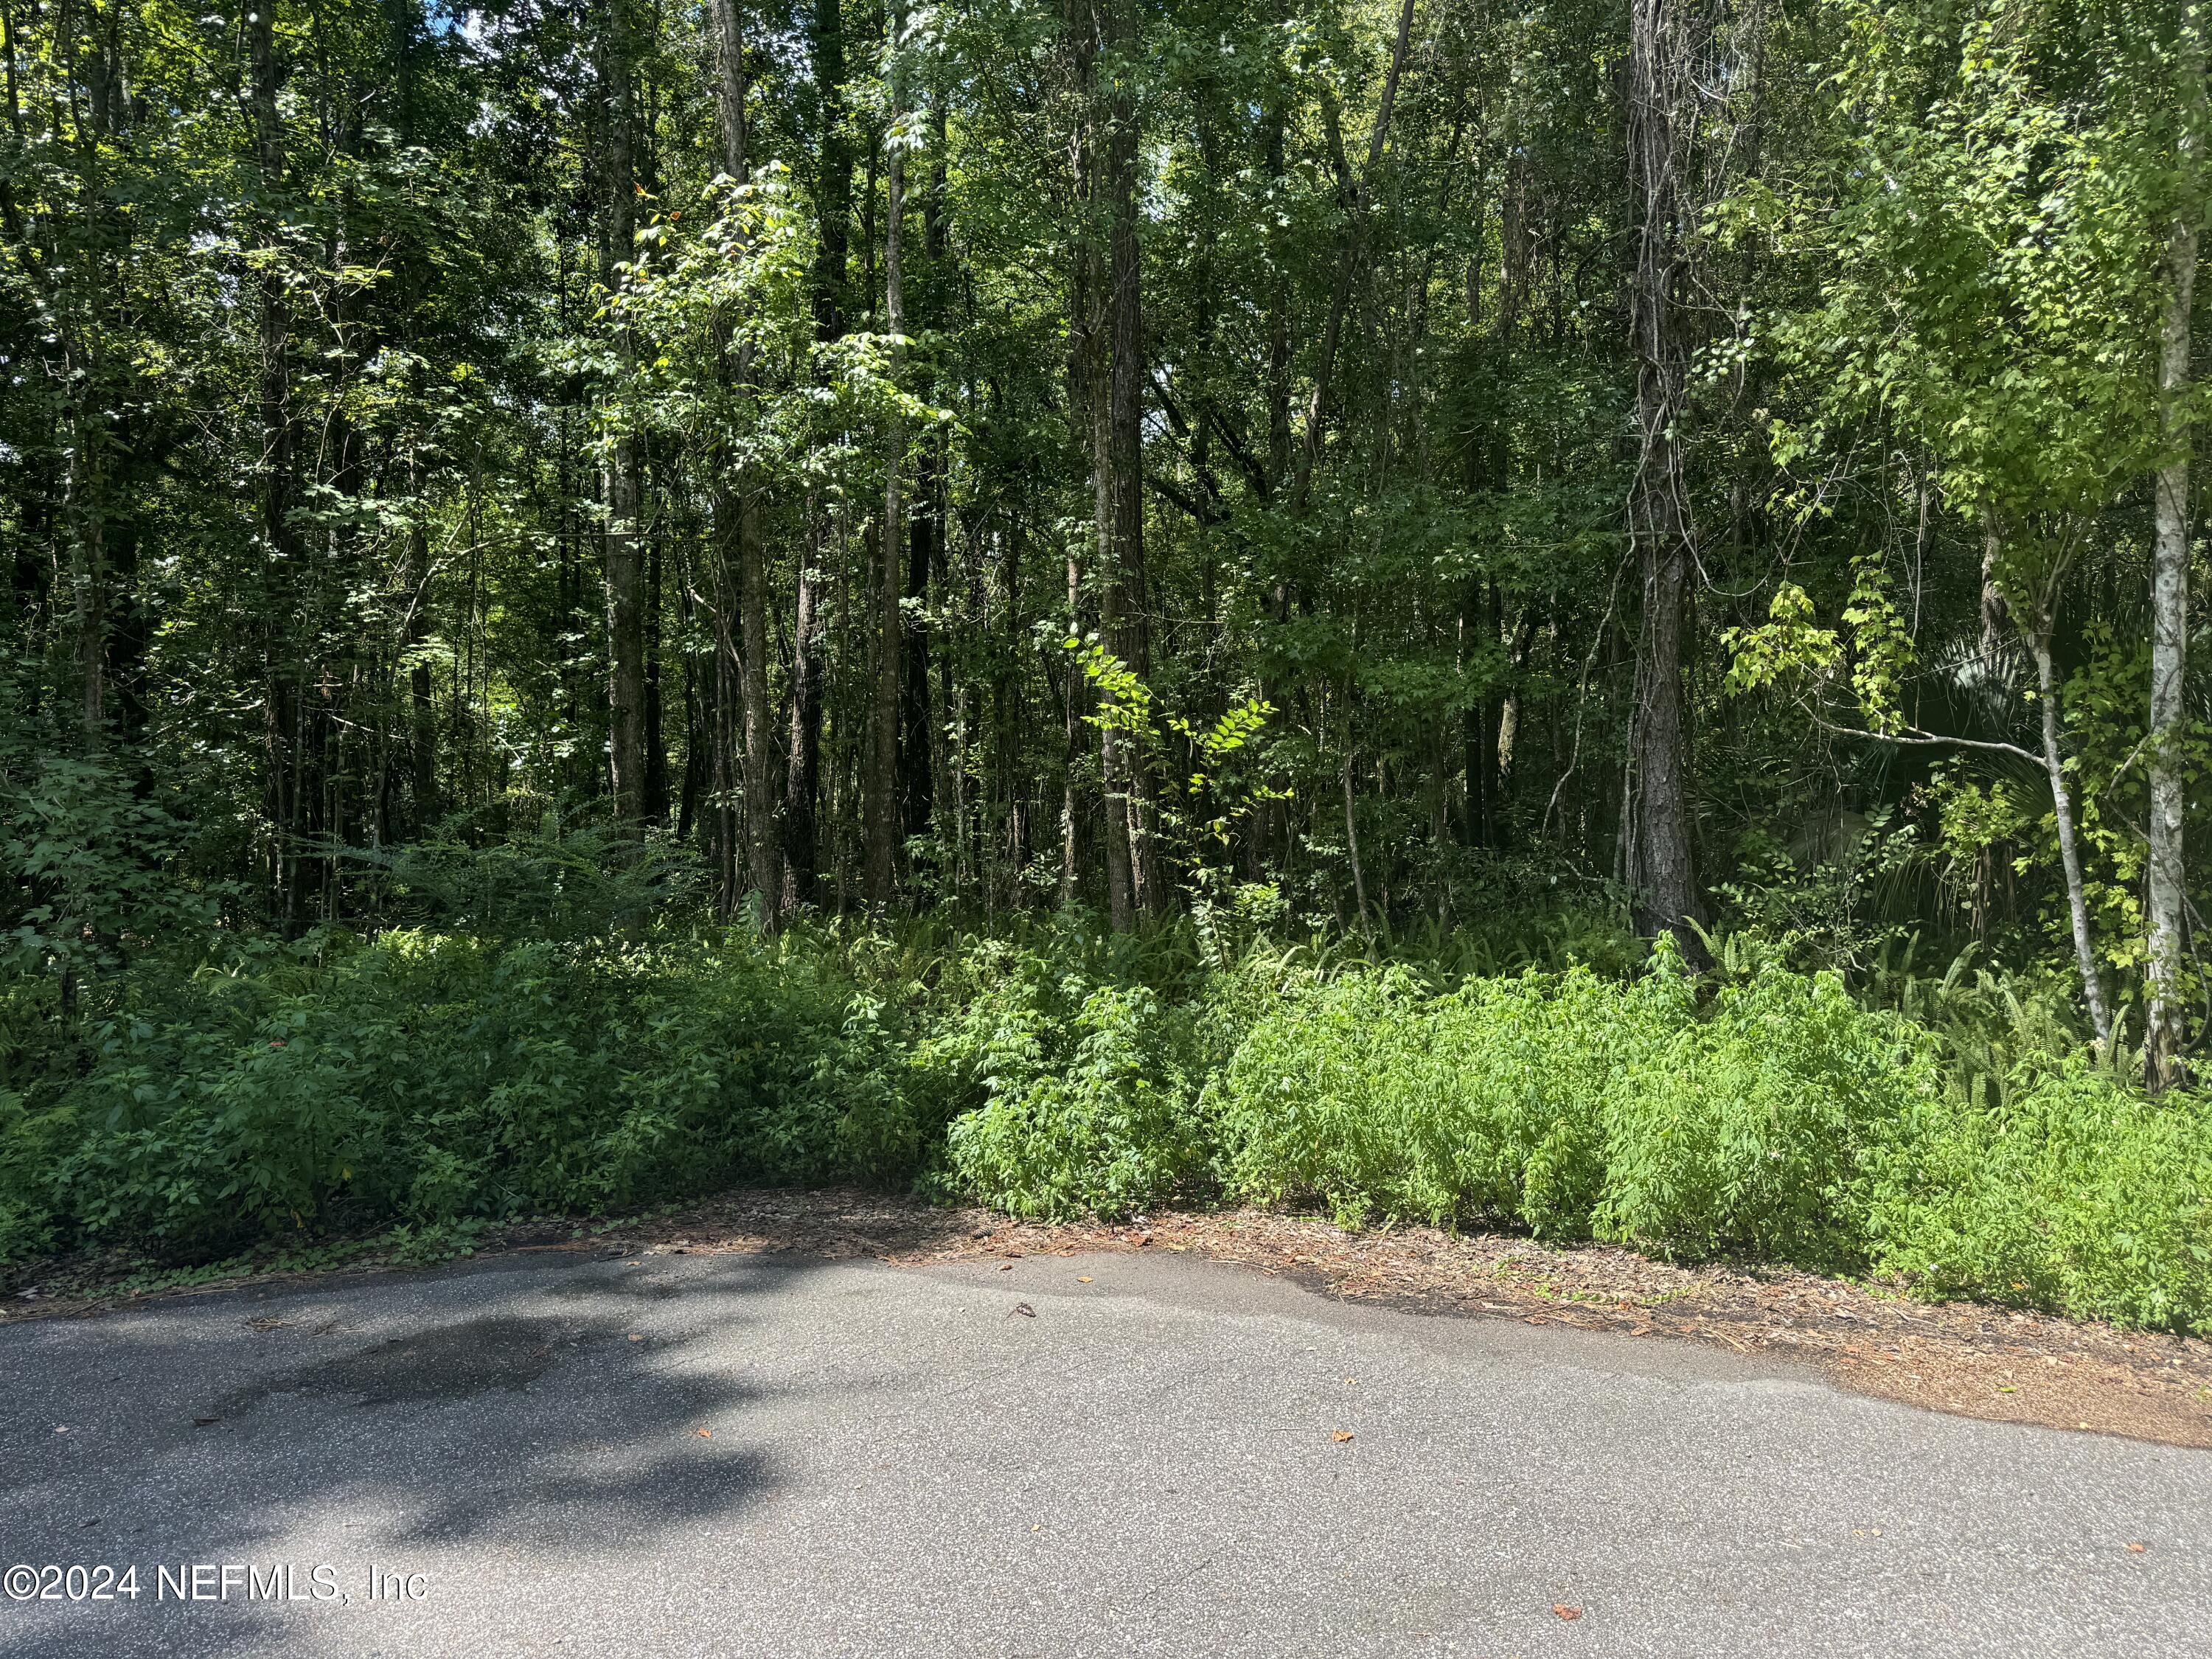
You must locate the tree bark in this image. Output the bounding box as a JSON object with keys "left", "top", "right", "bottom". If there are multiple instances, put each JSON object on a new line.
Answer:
{"left": 782, "top": 0, "right": 853, "bottom": 916}
{"left": 2032, "top": 632, "right": 2115, "bottom": 1048}
{"left": 710, "top": 0, "right": 782, "bottom": 917}
{"left": 599, "top": 0, "right": 648, "bottom": 831}
{"left": 63, "top": 5, "right": 111, "bottom": 740}
{"left": 2148, "top": 4, "right": 2205, "bottom": 1089}
{"left": 782, "top": 545, "right": 825, "bottom": 914}
{"left": 901, "top": 111, "right": 948, "bottom": 851}
{"left": 1088, "top": 0, "right": 1159, "bottom": 926}
{"left": 1062, "top": 535, "right": 1087, "bottom": 907}
{"left": 248, "top": 1, "right": 305, "bottom": 922}
{"left": 65, "top": 388, "right": 105, "bottom": 737}
{"left": 1343, "top": 751, "right": 1371, "bottom": 932}
{"left": 404, "top": 451, "right": 437, "bottom": 832}
{"left": 1625, "top": 0, "right": 1705, "bottom": 952}
{"left": 866, "top": 0, "right": 908, "bottom": 907}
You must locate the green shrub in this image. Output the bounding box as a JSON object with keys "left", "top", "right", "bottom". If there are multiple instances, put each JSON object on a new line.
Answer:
{"left": 1868, "top": 1058, "right": 2212, "bottom": 1332}
{"left": 0, "top": 930, "right": 923, "bottom": 1262}
{"left": 942, "top": 968, "right": 1207, "bottom": 1220}
{"left": 5, "top": 914, "right": 2209, "bottom": 1342}
{"left": 1210, "top": 953, "right": 2211, "bottom": 1329}
{"left": 1592, "top": 970, "right": 1941, "bottom": 1266}
{"left": 1212, "top": 964, "right": 1615, "bottom": 1233}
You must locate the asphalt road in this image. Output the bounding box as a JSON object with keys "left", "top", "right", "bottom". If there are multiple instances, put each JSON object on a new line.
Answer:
{"left": 1, "top": 1243, "right": 2206, "bottom": 1658}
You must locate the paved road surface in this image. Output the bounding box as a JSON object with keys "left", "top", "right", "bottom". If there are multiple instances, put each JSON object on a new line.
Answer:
{"left": 1, "top": 1244, "right": 2205, "bottom": 1656}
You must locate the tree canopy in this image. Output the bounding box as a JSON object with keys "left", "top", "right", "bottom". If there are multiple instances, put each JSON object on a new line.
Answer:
{"left": 3, "top": 0, "right": 2207, "bottom": 1071}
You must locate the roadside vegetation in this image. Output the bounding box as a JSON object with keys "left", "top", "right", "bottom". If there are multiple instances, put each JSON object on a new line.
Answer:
{"left": 6, "top": 830, "right": 2207, "bottom": 1338}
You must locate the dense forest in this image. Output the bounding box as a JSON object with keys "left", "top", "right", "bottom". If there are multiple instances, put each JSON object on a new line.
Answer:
{"left": 4, "top": 0, "right": 2211, "bottom": 1329}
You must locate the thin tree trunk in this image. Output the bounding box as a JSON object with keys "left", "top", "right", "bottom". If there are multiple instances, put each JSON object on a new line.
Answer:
{"left": 2031, "top": 633, "right": 2115, "bottom": 1048}
{"left": 644, "top": 532, "right": 668, "bottom": 821}
{"left": 902, "top": 107, "right": 950, "bottom": 854}
{"left": 2148, "top": 5, "right": 2205, "bottom": 1089}
{"left": 65, "top": 398, "right": 105, "bottom": 737}
{"left": 1062, "top": 536, "right": 1085, "bottom": 908}
{"left": 1065, "top": 0, "right": 1107, "bottom": 914}
{"left": 1625, "top": 0, "right": 1704, "bottom": 953}
{"left": 1091, "top": 0, "right": 1158, "bottom": 925}
{"left": 782, "top": 0, "right": 852, "bottom": 917}
{"left": 248, "top": 1, "right": 304, "bottom": 922}
{"left": 866, "top": 1, "right": 908, "bottom": 907}
{"left": 404, "top": 451, "right": 437, "bottom": 832}
{"left": 63, "top": 9, "right": 108, "bottom": 739}
{"left": 711, "top": 0, "right": 782, "bottom": 916}
{"left": 902, "top": 403, "right": 941, "bottom": 847}
{"left": 1343, "top": 751, "right": 1370, "bottom": 932}
{"left": 782, "top": 541, "right": 825, "bottom": 914}
{"left": 600, "top": 0, "right": 648, "bottom": 830}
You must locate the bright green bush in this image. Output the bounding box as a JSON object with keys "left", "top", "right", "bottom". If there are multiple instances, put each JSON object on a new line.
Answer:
{"left": 1212, "top": 964, "right": 1614, "bottom": 1233}
{"left": 940, "top": 964, "right": 1207, "bottom": 1220}
{"left": 1210, "top": 956, "right": 1937, "bottom": 1264}
{"left": 1592, "top": 969, "right": 1942, "bottom": 1265}
{"left": 1868, "top": 1058, "right": 2212, "bottom": 1332}
{"left": 1209, "top": 953, "right": 2211, "bottom": 1328}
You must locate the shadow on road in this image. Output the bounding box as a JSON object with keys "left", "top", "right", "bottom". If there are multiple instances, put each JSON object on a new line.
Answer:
{"left": 0, "top": 1247, "right": 842, "bottom": 1655}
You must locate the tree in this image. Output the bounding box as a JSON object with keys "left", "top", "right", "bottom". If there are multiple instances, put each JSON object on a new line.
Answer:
{"left": 1624, "top": 0, "right": 1708, "bottom": 953}
{"left": 599, "top": 0, "right": 650, "bottom": 832}
{"left": 2148, "top": 2, "right": 2206, "bottom": 1088}
{"left": 868, "top": 0, "right": 911, "bottom": 908}
{"left": 710, "top": 0, "right": 783, "bottom": 917}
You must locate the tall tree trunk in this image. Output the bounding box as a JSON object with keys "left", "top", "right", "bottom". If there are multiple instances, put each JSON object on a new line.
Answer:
{"left": 1248, "top": 59, "right": 1290, "bottom": 877}
{"left": 783, "top": 0, "right": 853, "bottom": 916}
{"left": 600, "top": 0, "right": 648, "bottom": 830}
{"left": 64, "top": 7, "right": 109, "bottom": 740}
{"left": 711, "top": 0, "right": 782, "bottom": 916}
{"left": 1090, "top": 0, "right": 1158, "bottom": 926}
{"left": 644, "top": 532, "right": 668, "bottom": 821}
{"left": 901, "top": 109, "right": 947, "bottom": 852}
{"left": 902, "top": 429, "right": 940, "bottom": 844}
{"left": 1065, "top": 0, "right": 1104, "bottom": 912}
{"left": 866, "top": 0, "right": 908, "bottom": 907}
{"left": 1262, "top": 71, "right": 1290, "bottom": 498}
{"left": 894, "top": 112, "right": 947, "bottom": 858}
{"left": 65, "top": 390, "right": 105, "bottom": 737}
{"left": 1625, "top": 0, "right": 1704, "bottom": 952}
{"left": 782, "top": 542, "right": 825, "bottom": 914}
{"left": 248, "top": 1, "right": 304, "bottom": 922}
{"left": 404, "top": 450, "right": 437, "bottom": 832}
{"left": 1343, "top": 751, "right": 1371, "bottom": 932}
{"left": 1062, "top": 534, "right": 1087, "bottom": 907}
{"left": 2148, "top": 4, "right": 2205, "bottom": 1089}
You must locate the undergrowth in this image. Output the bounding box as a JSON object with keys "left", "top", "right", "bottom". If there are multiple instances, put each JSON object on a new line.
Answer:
{"left": 3, "top": 913, "right": 2208, "bottom": 1337}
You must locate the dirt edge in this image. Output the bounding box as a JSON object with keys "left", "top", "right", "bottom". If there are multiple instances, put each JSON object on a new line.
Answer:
{"left": 7, "top": 1188, "right": 2208, "bottom": 1448}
